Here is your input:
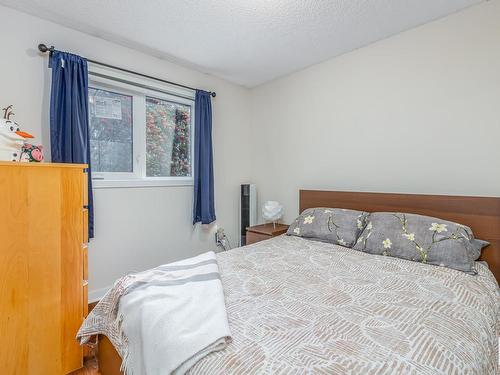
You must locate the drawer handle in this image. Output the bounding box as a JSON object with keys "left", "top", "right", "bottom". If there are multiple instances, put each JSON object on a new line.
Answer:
{"left": 83, "top": 280, "right": 88, "bottom": 287}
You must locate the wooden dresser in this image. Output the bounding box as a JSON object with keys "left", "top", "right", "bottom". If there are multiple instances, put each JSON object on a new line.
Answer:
{"left": 0, "top": 162, "right": 89, "bottom": 374}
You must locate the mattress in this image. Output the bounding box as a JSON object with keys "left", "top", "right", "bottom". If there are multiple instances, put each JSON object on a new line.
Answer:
{"left": 189, "top": 235, "right": 499, "bottom": 374}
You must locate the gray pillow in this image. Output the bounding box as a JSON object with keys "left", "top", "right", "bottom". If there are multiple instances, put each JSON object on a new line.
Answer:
{"left": 287, "top": 208, "right": 369, "bottom": 247}
{"left": 353, "top": 212, "right": 489, "bottom": 274}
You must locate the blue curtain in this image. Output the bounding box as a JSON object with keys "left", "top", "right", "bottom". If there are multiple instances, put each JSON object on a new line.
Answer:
{"left": 193, "top": 90, "right": 216, "bottom": 224}
{"left": 49, "top": 51, "right": 94, "bottom": 238}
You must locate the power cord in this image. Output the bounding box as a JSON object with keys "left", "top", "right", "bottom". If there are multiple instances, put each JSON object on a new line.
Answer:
{"left": 216, "top": 229, "right": 232, "bottom": 251}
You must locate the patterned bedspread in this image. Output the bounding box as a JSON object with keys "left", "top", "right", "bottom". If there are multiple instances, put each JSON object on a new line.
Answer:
{"left": 190, "top": 235, "right": 499, "bottom": 375}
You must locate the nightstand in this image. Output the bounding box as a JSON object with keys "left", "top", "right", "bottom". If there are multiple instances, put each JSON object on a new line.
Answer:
{"left": 245, "top": 223, "right": 289, "bottom": 245}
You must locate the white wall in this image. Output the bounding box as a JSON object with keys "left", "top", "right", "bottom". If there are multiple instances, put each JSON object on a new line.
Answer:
{"left": 0, "top": 5, "right": 251, "bottom": 299}
{"left": 250, "top": 0, "right": 500, "bottom": 225}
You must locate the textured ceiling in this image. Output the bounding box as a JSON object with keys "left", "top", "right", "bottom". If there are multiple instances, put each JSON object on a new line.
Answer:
{"left": 1, "top": 0, "right": 483, "bottom": 87}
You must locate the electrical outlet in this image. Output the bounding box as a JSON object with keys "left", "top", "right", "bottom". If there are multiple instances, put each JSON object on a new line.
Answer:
{"left": 215, "top": 227, "right": 225, "bottom": 245}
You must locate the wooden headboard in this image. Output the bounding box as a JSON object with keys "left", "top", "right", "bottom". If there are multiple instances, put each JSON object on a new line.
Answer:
{"left": 300, "top": 190, "right": 500, "bottom": 283}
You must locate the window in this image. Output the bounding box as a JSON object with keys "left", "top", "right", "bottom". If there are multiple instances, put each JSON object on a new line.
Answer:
{"left": 89, "top": 89, "right": 133, "bottom": 173}
{"left": 145, "top": 97, "right": 191, "bottom": 178}
{"left": 88, "top": 65, "right": 195, "bottom": 188}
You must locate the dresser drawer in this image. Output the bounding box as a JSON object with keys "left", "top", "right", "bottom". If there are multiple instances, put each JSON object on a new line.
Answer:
{"left": 83, "top": 172, "right": 88, "bottom": 207}
{"left": 246, "top": 224, "right": 289, "bottom": 245}
{"left": 83, "top": 244, "right": 88, "bottom": 280}
{"left": 83, "top": 280, "right": 89, "bottom": 318}
{"left": 82, "top": 208, "right": 89, "bottom": 243}
{"left": 246, "top": 231, "right": 271, "bottom": 245}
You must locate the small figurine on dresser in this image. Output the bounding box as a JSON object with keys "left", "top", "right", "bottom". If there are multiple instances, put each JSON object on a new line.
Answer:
{"left": 20, "top": 143, "right": 44, "bottom": 162}
{"left": 0, "top": 105, "right": 43, "bottom": 162}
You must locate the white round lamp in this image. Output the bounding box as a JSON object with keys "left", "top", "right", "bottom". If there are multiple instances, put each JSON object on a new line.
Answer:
{"left": 262, "top": 201, "right": 283, "bottom": 227}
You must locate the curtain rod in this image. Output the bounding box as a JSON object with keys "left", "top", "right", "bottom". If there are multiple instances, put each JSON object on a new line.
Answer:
{"left": 38, "top": 43, "right": 216, "bottom": 98}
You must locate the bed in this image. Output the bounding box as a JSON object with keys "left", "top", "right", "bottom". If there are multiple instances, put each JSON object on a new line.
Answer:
{"left": 97, "top": 190, "right": 500, "bottom": 375}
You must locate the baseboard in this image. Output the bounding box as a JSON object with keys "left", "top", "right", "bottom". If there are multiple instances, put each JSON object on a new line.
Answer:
{"left": 88, "top": 286, "right": 111, "bottom": 303}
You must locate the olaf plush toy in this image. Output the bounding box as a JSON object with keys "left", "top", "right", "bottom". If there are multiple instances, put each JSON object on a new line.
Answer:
{"left": 0, "top": 105, "right": 34, "bottom": 162}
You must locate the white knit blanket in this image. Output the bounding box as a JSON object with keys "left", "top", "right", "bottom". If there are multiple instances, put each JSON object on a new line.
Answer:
{"left": 77, "top": 251, "right": 231, "bottom": 375}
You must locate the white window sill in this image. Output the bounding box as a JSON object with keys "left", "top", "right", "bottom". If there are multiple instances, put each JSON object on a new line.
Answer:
{"left": 92, "top": 178, "right": 194, "bottom": 189}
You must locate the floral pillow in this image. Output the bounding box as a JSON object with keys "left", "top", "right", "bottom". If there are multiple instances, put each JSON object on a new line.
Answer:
{"left": 287, "top": 208, "right": 369, "bottom": 247}
{"left": 352, "top": 212, "right": 489, "bottom": 274}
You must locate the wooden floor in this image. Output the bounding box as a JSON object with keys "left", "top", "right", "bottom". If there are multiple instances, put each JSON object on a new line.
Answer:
{"left": 70, "top": 357, "right": 100, "bottom": 375}
{"left": 71, "top": 302, "right": 101, "bottom": 375}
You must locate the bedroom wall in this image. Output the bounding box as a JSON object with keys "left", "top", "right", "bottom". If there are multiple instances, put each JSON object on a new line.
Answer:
{"left": 250, "top": 0, "right": 500, "bottom": 224}
{"left": 0, "top": 5, "right": 251, "bottom": 300}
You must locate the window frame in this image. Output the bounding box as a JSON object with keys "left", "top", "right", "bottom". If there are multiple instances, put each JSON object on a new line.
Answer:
{"left": 88, "top": 64, "right": 196, "bottom": 189}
